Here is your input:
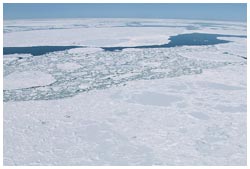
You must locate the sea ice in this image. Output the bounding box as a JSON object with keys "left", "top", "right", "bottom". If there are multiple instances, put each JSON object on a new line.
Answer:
{"left": 4, "top": 71, "right": 55, "bottom": 90}
{"left": 3, "top": 18, "right": 247, "bottom": 166}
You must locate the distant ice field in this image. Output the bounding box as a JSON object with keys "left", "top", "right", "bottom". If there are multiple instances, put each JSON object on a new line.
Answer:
{"left": 3, "top": 18, "right": 247, "bottom": 166}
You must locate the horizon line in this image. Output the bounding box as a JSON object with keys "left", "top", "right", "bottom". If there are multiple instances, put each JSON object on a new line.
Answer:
{"left": 3, "top": 17, "right": 247, "bottom": 23}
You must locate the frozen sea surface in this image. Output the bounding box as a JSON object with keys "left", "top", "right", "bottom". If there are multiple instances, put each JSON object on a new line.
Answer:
{"left": 3, "top": 18, "right": 247, "bottom": 166}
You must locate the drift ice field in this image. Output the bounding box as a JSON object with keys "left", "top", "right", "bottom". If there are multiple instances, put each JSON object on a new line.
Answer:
{"left": 3, "top": 18, "right": 247, "bottom": 165}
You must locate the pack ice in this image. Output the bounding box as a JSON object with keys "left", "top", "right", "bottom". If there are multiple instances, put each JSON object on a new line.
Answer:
{"left": 3, "top": 18, "right": 247, "bottom": 165}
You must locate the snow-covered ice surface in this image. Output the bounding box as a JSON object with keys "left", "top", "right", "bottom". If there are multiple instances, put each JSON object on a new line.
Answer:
{"left": 3, "top": 18, "right": 247, "bottom": 165}
{"left": 4, "top": 71, "right": 55, "bottom": 90}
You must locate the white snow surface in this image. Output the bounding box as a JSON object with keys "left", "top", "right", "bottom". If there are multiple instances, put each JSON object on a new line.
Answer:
{"left": 56, "top": 62, "right": 82, "bottom": 71}
{"left": 3, "top": 18, "right": 247, "bottom": 166}
{"left": 4, "top": 71, "right": 55, "bottom": 90}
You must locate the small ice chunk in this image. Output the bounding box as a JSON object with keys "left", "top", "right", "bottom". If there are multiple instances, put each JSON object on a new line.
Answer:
{"left": 79, "top": 84, "right": 89, "bottom": 89}
{"left": 67, "top": 47, "right": 103, "bottom": 54}
{"left": 56, "top": 62, "right": 81, "bottom": 71}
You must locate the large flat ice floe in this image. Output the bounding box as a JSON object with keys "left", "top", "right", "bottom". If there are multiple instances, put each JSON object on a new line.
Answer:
{"left": 4, "top": 71, "right": 55, "bottom": 90}
{"left": 3, "top": 18, "right": 247, "bottom": 166}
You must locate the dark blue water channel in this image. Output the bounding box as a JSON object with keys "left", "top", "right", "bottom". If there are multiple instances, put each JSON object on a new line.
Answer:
{"left": 3, "top": 46, "right": 82, "bottom": 56}
{"left": 102, "top": 33, "right": 246, "bottom": 51}
{"left": 3, "top": 33, "right": 247, "bottom": 56}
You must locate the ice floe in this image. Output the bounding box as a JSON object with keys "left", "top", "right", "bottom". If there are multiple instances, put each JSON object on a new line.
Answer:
{"left": 3, "top": 18, "right": 246, "bottom": 165}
